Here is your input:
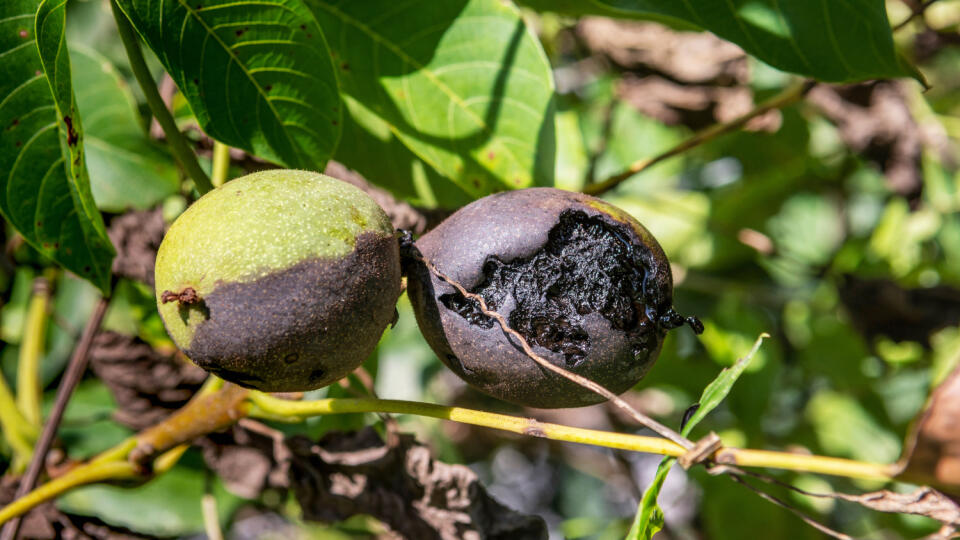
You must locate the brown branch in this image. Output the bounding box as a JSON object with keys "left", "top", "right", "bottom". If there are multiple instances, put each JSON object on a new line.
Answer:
{"left": 130, "top": 382, "right": 250, "bottom": 466}
{"left": 0, "top": 297, "right": 109, "bottom": 540}
{"left": 411, "top": 250, "right": 694, "bottom": 450}
{"left": 726, "top": 473, "right": 855, "bottom": 540}
{"left": 584, "top": 80, "right": 815, "bottom": 196}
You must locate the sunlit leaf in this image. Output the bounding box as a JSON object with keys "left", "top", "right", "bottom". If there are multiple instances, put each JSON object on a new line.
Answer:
{"left": 310, "top": 0, "right": 556, "bottom": 197}
{"left": 71, "top": 46, "right": 179, "bottom": 212}
{"left": 0, "top": 0, "right": 115, "bottom": 292}
{"left": 114, "top": 0, "right": 342, "bottom": 169}
{"left": 628, "top": 334, "right": 767, "bottom": 540}
{"left": 519, "top": 0, "right": 919, "bottom": 83}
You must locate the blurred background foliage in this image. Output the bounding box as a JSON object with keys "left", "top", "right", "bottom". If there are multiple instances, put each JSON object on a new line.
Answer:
{"left": 2, "top": 0, "right": 960, "bottom": 538}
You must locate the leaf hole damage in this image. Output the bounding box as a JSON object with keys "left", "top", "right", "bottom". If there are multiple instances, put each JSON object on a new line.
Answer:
{"left": 440, "top": 210, "right": 664, "bottom": 366}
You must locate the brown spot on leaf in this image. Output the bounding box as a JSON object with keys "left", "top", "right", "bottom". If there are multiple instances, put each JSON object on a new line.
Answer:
{"left": 62, "top": 115, "right": 78, "bottom": 146}
{"left": 18, "top": 29, "right": 28, "bottom": 38}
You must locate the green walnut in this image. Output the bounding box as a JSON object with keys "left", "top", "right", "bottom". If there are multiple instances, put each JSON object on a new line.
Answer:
{"left": 155, "top": 169, "right": 401, "bottom": 392}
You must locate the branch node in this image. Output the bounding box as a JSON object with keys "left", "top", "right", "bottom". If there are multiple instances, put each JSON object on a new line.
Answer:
{"left": 679, "top": 432, "right": 723, "bottom": 469}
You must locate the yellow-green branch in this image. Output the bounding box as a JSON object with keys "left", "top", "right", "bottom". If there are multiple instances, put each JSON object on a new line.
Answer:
{"left": 0, "top": 375, "right": 35, "bottom": 468}
{"left": 0, "top": 444, "right": 188, "bottom": 525}
{"left": 211, "top": 141, "right": 230, "bottom": 189}
{"left": 249, "top": 393, "right": 896, "bottom": 481}
{"left": 0, "top": 386, "right": 899, "bottom": 526}
{"left": 17, "top": 277, "right": 51, "bottom": 432}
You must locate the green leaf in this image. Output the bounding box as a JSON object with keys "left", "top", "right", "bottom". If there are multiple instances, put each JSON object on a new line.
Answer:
{"left": 627, "top": 334, "right": 768, "bottom": 540}
{"left": 334, "top": 96, "right": 473, "bottom": 208}
{"left": 682, "top": 333, "right": 769, "bottom": 431}
{"left": 114, "top": 0, "right": 342, "bottom": 169}
{"left": 519, "top": 0, "right": 916, "bottom": 83}
{"left": 0, "top": 0, "right": 115, "bottom": 293}
{"left": 58, "top": 453, "right": 243, "bottom": 536}
{"left": 71, "top": 45, "right": 179, "bottom": 212}
{"left": 310, "top": 0, "right": 556, "bottom": 197}
{"left": 626, "top": 465, "right": 668, "bottom": 539}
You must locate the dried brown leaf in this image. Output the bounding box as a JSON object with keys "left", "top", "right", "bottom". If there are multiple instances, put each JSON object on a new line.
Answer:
{"left": 834, "top": 487, "right": 960, "bottom": 527}
{"left": 200, "top": 420, "right": 290, "bottom": 499}
{"left": 288, "top": 427, "right": 547, "bottom": 540}
{"left": 89, "top": 331, "right": 207, "bottom": 430}
{"left": 839, "top": 276, "right": 960, "bottom": 347}
{"left": 106, "top": 208, "right": 166, "bottom": 286}
{"left": 898, "top": 364, "right": 960, "bottom": 492}
{"left": 577, "top": 18, "right": 746, "bottom": 84}
{"left": 807, "top": 82, "right": 923, "bottom": 198}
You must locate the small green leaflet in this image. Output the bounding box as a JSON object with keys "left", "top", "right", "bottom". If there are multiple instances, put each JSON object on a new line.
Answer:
{"left": 311, "top": 0, "right": 556, "bottom": 197}
{"left": 626, "top": 333, "right": 769, "bottom": 539}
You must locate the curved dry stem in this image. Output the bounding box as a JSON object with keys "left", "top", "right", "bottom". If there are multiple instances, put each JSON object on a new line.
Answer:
{"left": 411, "top": 251, "right": 693, "bottom": 449}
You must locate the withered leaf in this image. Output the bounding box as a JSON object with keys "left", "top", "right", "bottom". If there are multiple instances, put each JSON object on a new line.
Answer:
{"left": 106, "top": 208, "right": 166, "bottom": 286}
{"left": 839, "top": 275, "right": 960, "bottom": 347}
{"left": 288, "top": 427, "right": 547, "bottom": 540}
{"left": 201, "top": 421, "right": 290, "bottom": 500}
{"left": 89, "top": 331, "right": 207, "bottom": 430}
{"left": 806, "top": 82, "right": 924, "bottom": 198}
{"left": 898, "top": 364, "right": 960, "bottom": 493}
{"left": 833, "top": 487, "right": 960, "bottom": 527}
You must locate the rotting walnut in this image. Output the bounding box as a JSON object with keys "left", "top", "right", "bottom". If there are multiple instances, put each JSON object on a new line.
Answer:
{"left": 406, "top": 188, "right": 700, "bottom": 408}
